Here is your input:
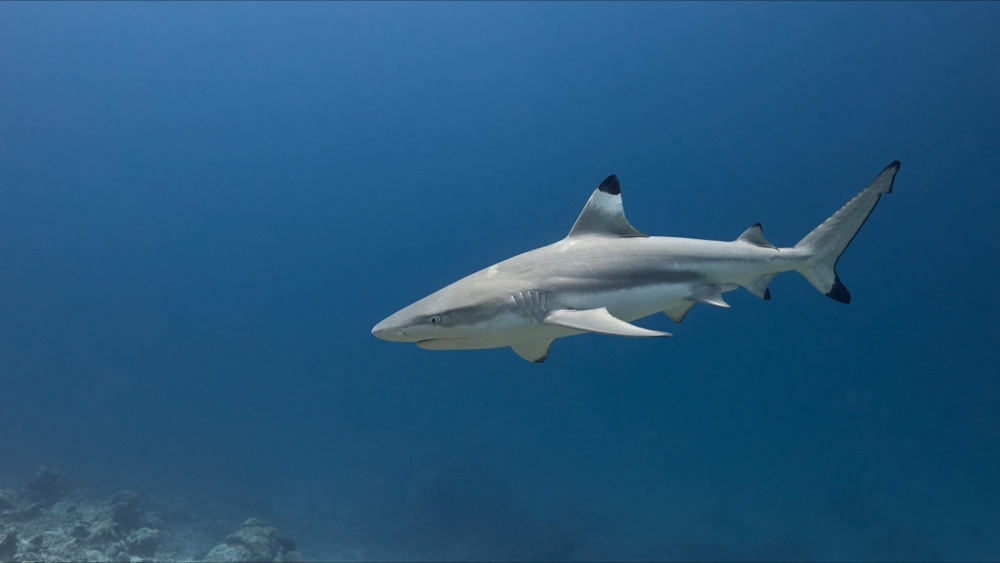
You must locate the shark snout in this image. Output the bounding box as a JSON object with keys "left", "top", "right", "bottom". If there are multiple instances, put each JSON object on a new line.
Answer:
{"left": 371, "top": 318, "right": 408, "bottom": 342}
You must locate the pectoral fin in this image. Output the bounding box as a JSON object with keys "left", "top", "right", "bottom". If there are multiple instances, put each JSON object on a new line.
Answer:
{"left": 511, "top": 340, "right": 553, "bottom": 363}
{"left": 663, "top": 301, "right": 695, "bottom": 323}
{"left": 544, "top": 307, "right": 672, "bottom": 338}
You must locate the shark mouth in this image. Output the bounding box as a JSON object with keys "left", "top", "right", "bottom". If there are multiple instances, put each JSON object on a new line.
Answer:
{"left": 417, "top": 338, "right": 495, "bottom": 351}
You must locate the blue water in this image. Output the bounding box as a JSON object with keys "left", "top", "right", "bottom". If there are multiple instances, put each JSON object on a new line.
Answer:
{"left": 2, "top": 2, "right": 998, "bottom": 560}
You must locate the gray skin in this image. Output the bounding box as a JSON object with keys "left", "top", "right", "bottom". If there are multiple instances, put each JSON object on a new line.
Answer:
{"left": 373, "top": 162, "right": 899, "bottom": 362}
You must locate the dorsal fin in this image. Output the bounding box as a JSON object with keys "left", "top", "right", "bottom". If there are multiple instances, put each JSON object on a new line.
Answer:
{"left": 567, "top": 175, "right": 647, "bottom": 238}
{"left": 736, "top": 223, "right": 776, "bottom": 248}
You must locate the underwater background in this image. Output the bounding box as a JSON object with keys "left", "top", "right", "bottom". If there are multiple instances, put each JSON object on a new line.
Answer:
{"left": 1, "top": 2, "right": 998, "bottom": 561}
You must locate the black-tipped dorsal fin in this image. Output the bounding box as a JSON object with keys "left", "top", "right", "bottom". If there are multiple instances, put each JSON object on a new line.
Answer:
{"left": 567, "top": 175, "right": 647, "bottom": 238}
{"left": 736, "top": 223, "right": 776, "bottom": 248}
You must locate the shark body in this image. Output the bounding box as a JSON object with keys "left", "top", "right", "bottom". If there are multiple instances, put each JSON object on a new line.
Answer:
{"left": 372, "top": 162, "right": 900, "bottom": 362}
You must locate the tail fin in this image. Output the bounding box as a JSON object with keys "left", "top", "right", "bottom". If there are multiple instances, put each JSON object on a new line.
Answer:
{"left": 794, "top": 161, "right": 900, "bottom": 303}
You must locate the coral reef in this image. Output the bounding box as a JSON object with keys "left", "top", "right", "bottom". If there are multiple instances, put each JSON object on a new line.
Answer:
{"left": 0, "top": 467, "right": 301, "bottom": 563}
{"left": 24, "top": 467, "right": 69, "bottom": 507}
{"left": 204, "top": 518, "right": 300, "bottom": 563}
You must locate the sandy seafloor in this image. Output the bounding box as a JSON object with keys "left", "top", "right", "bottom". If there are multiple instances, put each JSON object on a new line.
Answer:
{"left": 2, "top": 466, "right": 494, "bottom": 562}
{"left": 1, "top": 466, "right": 584, "bottom": 562}
{"left": 0, "top": 467, "right": 308, "bottom": 563}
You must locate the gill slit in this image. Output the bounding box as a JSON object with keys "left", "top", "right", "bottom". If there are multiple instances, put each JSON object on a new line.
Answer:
{"left": 511, "top": 290, "right": 547, "bottom": 322}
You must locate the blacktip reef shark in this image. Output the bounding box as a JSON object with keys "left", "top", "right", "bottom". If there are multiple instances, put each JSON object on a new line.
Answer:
{"left": 373, "top": 161, "right": 900, "bottom": 363}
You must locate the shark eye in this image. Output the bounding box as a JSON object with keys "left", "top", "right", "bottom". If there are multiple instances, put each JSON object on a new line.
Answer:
{"left": 427, "top": 315, "right": 441, "bottom": 325}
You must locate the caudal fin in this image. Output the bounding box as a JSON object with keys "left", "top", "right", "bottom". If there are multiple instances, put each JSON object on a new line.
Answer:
{"left": 794, "top": 161, "right": 900, "bottom": 303}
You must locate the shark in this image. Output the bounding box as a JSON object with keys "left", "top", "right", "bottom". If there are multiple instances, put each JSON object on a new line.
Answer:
{"left": 372, "top": 161, "right": 900, "bottom": 362}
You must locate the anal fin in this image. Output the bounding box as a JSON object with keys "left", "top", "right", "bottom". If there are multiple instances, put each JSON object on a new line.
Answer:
{"left": 544, "top": 307, "right": 671, "bottom": 338}
{"left": 743, "top": 273, "right": 776, "bottom": 300}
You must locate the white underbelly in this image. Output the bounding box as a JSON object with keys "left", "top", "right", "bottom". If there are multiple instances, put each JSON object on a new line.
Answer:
{"left": 561, "top": 283, "right": 695, "bottom": 323}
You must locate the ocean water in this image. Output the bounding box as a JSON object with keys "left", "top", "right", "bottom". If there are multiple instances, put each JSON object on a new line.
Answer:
{"left": 1, "top": 2, "right": 998, "bottom": 561}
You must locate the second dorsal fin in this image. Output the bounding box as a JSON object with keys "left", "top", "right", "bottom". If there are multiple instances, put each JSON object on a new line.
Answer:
{"left": 736, "top": 223, "right": 776, "bottom": 248}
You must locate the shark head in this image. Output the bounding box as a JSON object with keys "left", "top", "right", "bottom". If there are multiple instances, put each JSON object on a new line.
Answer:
{"left": 371, "top": 276, "right": 519, "bottom": 350}
{"left": 370, "top": 292, "right": 454, "bottom": 344}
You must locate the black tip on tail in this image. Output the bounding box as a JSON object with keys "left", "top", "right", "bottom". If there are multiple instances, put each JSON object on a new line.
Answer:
{"left": 764, "top": 288, "right": 771, "bottom": 300}
{"left": 827, "top": 275, "right": 852, "bottom": 304}
{"left": 598, "top": 175, "right": 620, "bottom": 195}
